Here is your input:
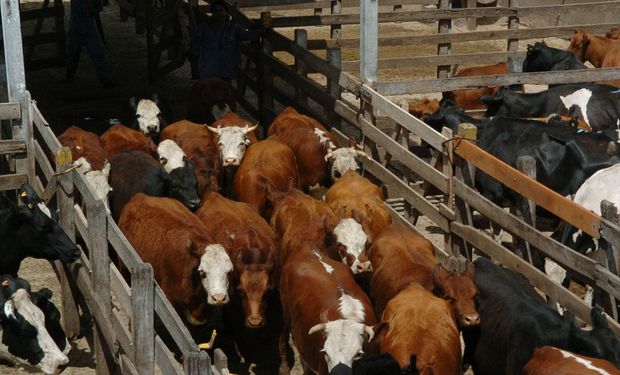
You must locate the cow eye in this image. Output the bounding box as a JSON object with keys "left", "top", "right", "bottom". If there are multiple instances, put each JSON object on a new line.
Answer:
{"left": 238, "top": 142, "right": 244, "bottom": 147}
{"left": 334, "top": 171, "right": 342, "bottom": 178}
{"left": 135, "top": 114, "right": 141, "bottom": 118}
{"left": 198, "top": 268, "right": 206, "bottom": 278}
{"left": 157, "top": 113, "right": 162, "bottom": 118}
{"left": 218, "top": 142, "right": 223, "bottom": 146}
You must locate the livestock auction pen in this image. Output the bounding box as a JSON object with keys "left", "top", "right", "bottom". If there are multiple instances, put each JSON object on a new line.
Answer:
{"left": 3, "top": 0, "right": 620, "bottom": 373}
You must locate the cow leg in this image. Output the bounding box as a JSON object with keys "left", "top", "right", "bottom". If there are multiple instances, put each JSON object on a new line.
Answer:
{"left": 278, "top": 326, "right": 291, "bottom": 375}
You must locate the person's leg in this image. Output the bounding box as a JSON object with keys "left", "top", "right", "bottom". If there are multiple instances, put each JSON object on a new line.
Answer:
{"left": 83, "top": 24, "right": 112, "bottom": 85}
{"left": 65, "top": 27, "right": 84, "bottom": 81}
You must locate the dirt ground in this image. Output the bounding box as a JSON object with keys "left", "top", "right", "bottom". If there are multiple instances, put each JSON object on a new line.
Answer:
{"left": 2, "top": 0, "right": 573, "bottom": 373}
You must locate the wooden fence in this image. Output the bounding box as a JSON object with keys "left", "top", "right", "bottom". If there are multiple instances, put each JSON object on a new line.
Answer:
{"left": 0, "top": 95, "right": 230, "bottom": 374}
{"left": 19, "top": 0, "right": 66, "bottom": 71}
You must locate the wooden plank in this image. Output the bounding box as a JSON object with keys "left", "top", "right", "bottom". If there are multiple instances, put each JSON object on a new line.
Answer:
{"left": 74, "top": 172, "right": 100, "bottom": 206}
{"left": 507, "top": 0, "right": 520, "bottom": 73}
{"left": 120, "top": 353, "right": 140, "bottom": 375}
{"left": 436, "top": 0, "right": 451, "bottom": 79}
{"left": 360, "top": 0, "right": 378, "bottom": 83}
{"left": 452, "top": 179, "right": 620, "bottom": 300}
{"left": 305, "top": 23, "right": 620, "bottom": 50}
{"left": 33, "top": 140, "right": 54, "bottom": 181}
{"left": 132, "top": 263, "right": 155, "bottom": 374}
{"left": 0, "top": 102, "right": 20, "bottom": 120}
{"left": 110, "top": 265, "right": 132, "bottom": 314}
{"left": 107, "top": 220, "right": 141, "bottom": 270}
{"left": 184, "top": 351, "right": 210, "bottom": 375}
{"left": 374, "top": 67, "right": 620, "bottom": 95}
{"left": 155, "top": 336, "right": 184, "bottom": 375}
{"left": 111, "top": 310, "right": 132, "bottom": 355}
{"left": 450, "top": 222, "right": 620, "bottom": 337}
{"left": 518, "top": 1, "right": 620, "bottom": 17}
{"left": 601, "top": 218, "right": 620, "bottom": 276}
{"left": 0, "top": 173, "right": 28, "bottom": 190}
{"left": 32, "top": 102, "right": 61, "bottom": 152}
{"left": 341, "top": 50, "right": 522, "bottom": 71}
{"left": 154, "top": 286, "right": 197, "bottom": 354}
{"left": 453, "top": 138, "right": 600, "bottom": 237}
{"left": 238, "top": 0, "right": 429, "bottom": 9}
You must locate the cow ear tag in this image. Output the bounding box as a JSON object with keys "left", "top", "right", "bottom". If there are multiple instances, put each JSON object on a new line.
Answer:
{"left": 20, "top": 191, "right": 27, "bottom": 198}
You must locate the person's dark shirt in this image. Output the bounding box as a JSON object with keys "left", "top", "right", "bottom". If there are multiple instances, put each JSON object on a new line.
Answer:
{"left": 70, "top": 0, "right": 102, "bottom": 25}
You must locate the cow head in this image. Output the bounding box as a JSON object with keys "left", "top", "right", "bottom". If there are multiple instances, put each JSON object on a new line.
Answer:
{"left": 0, "top": 276, "right": 69, "bottom": 374}
{"left": 198, "top": 244, "right": 233, "bottom": 306}
{"left": 325, "top": 139, "right": 372, "bottom": 181}
{"left": 333, "top": 214, "right": 371, "bottom": 274}
{"left": 233, "top": 246, "right": 275, "bottom": 328}
{"left": 75, "top": 158, "right": 113, "bottom": 213}
{"left": 433, "top": 262, "right": 479, "bottom": 328}
{"left": 479, "top": 88, "right": 514, "bottom": 117}
{"left": 18, "top": 183, "right": 58, "bottom": 223}
{"left": 425, "top": 100, "right": 479, "bottom": 134}
{"left": 606, "top": 26, "right": 620, "bottom": 40}
{"left": 30, "top": 288, "right": 71, "bottom": 357}
{"left": 7, "top": 191, "right": 80, "bottom": 265}
{"left": 567, "top": 30, "right": 591, "bottom": 61}
{"left": 309, "top": 319, "right": 375, "bottom": 374}
{"left": 130, "top": 96, "right": 165, "bottom": 136}
{"left": 207, "top": 124, "right": 258, "bottom": 167}
{"left": 569, "top": 307, "right": 620, "bottom": 368}
{"left": 159, "top": 141, "right": 201, "bottom": 211}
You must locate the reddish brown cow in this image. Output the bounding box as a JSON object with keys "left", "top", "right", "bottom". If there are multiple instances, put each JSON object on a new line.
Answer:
{"left": 369, "top": 224, "right": 479, "bottom": 327}
{"left": 280, "top": 244, "right": 379, "bottom": 375}
{"left": 523, "top": 346, "right": 620, "bottom": 375}
{"left": 58, "top": 126, "right": 108, "bottom": 171}
{"left": 185, "top": 77, "right": 233, "bottom": 125}
{"left": 161, "top": 120, "right": 221, "bottom": 194}
{"left": 118, "top": 194, "right": 233, "bottom": 326}
{"left": 100, "top": 123, "right": 157, "bottom": 158}
{"left": 443, "top": 63, "right": 510, "bottom": 110}
{"left": 408, "top": 98, "right": 440, "bottom": 120}
{"left": 568, "top": 30, "right": 620, "bottom": 67}
{"left": 607, "top": 26, "right": 620, "bottom": 40}
{"left": 233, "top": 139, "right": 299, "bottom": 219}
{"left": 377, "top": 283, "right": 461, "bottom": 374}
{"left": 210, "top": 112, "right": 259, "bottom": 144}
{"left": 196, "top": 191, "right": 278, "bottom": 328}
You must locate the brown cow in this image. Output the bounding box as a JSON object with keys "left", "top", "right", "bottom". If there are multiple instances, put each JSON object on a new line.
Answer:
{"left": 568, "top": 30, "right": 620, "bottom": 68}
{"left": 118, "top": 194, "right": 233, "bottom": 326}
{"left": 523, "top": 346, "right": 620, "bottom": 375}
{"left": 279, "top": 244, "right": 379, "bottom": 375}
{"left": 233, "top": 139, "right": 299, "bottom": 219}
{"left": 369, "top": 223, "right": 479, "bottom": 327}
{"left": 196, "top": 191, "right": 278, "bottom": 328}
{"left": 408, "top": 98, "right": 440, "bottom": 120}
{"left": 185, "top": 77, "right": 233, "bottom": 125}
{"left": 268, "top": 107, "right": 370, "bottom": 197}
{"left": 161, "top": 120, "right": 221, "bottom": 194}
{"left": 58, "top": 126, "right": 112, "bottom": 208}
{"left": 442, "top": 63, "right": 511, "bottom": 110}
{"left": 377, "top": 283, "right": 461, "bottom": 374}
{"left": 100, "top": 123, "right": 157, "bottom": 158}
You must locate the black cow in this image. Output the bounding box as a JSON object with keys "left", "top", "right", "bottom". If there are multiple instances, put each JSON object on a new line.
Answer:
{"left": 0, "top": 185, "right": 79, "bottom": 277}
{"left": 481, "top": 84, "right": 620, "bottom": 132}
{"left": 464, "top": 258, "right": 620, "bottom": 375}
{"left": 522, "top": 41, "right": 587, "bottom": 72}
{"left": 0, "top": 275, "right": 70, "bottom": 374}
{"left": 17, "top": 183, "right": 59, "bottom": 223}
{"left": 108, "top": 150, "right": 201, "bottom": 221}
{"left": 352, "top": 353, "right": 404, "bottom": 375}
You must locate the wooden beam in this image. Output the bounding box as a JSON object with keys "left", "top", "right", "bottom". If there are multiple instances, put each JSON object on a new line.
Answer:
{"left": 0, "top": 140, "right": 26, "bottom": 155}
{"left": 0, "top": 102, "right": 20, "bottom": 120}
{"left": 0, "top": 173, "right": 28, "bottom": 190}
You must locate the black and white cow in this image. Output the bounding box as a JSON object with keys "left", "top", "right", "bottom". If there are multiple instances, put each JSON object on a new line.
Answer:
{"left": 108, "top": 150, "right": 201, "bottom": 221}
{"left": 0, "top": 275, "right": 70, "bottom": 374}
{"left": 0, "top": 184, "right": 80, "bottom": 277}
{"left": 464, "top": 258, "right": 620, "bottom": 375}
{"left": 522, "top": 41, "right": 588, "bottom": 73}
{"left": 480, "top": 84, "right": 620, "bottom": 132}
{"left": 127, "top": 94, "right": 171, "bottom": 142}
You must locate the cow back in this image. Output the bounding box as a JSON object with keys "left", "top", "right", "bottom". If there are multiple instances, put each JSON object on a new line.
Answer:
{"left": 58, "top": 126, "right": 108, "bottom": 171}
{"left": 100, "top": 123, "right": 158, "bottom": 158}
{"left": 369, "top": 224, "right": 436, "bottom": 316}
{"left": 523, "top": 346, "right": 620, "bottom": 375}
{"left": 185, "top": 78, "right": 233, "bottom": 125}
{"left": 380, "top": 283, "right": 460, "bottom": 374}
{"left": 442, "top": 63, "right": 509, "bottom": 110}
{"left": 161, "top": 120, "right": 221, "bottom": 194}
{"left": 233, "top": 139, "right": 299, "bottom": 219}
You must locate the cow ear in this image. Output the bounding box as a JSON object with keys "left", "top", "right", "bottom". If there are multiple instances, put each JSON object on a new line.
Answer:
{"left": 151, "top": 94, "right": 160, "bottom": 105}
{"left": 160, "top": 157, "right": 168, "bottom": 166}
{"left": 591, "top": 307, "right": 610, "bottom": 331}
{"left": 479, "top": 95, "right": 501, "bottom": 105}
{"left": 371, "top": 322, "right": 388, "bottom": 344}
{"left": 129, "top": 97, "right": 137, "bottom": 111}
{"left": 433, "top": 264, "right": 450, "bottom": 288}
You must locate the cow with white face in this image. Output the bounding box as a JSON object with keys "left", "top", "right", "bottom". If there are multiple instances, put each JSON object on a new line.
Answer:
{"left": 0, "top": 275, "right": 69, "bottom": 374}
{"left": 333, "top": 217, "right": 371, "bottom": 274}
{"left": 199, "top": 244, "right": 234, "bottom": 306}
{"left": 129, "top": 95, "right": 168, "bottom": 139}
{"left": 75, "top": 158, "right": 112, "bottom": 212}
{"left": 207, "top": 121, "right": 258, "bottom": 167}
{"left": 157, "top": 139, "right": 202, "bottom": 211}
{"left": 324, "top": 142, "right": 372, "bottom": 182}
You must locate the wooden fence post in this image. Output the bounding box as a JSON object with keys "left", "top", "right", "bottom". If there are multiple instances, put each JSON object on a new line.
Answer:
{"left": 327, "top": 0, "right": 342, "bottom": 129}
{"left": 360, "top": 0, "right": 378, "bottom": 84}
{"left": 600, "top": 200, "right": 619, "bottom": 320}
{"left": 294, "top": 29, "right": 308, "bottom": 109}
{"left": 259, "top": 11, "right": 274, "bottom": 129}
{"left": 452, "top": 124, "right": 477, "bottom": 260}
{"left": 466, "top": 0, "right": 477, "bottom": 30}
{"left": 437, "top": 0, "right": 452, "bottom": 79}
{"left": 89, "top": 199, "right": 114, "bottom": 375}
{"left": 55, "top": 147, "right": 81, "bottom": 339}
{"left": 131, "top": 263, "right": 154, "bottom": 374}
{"left": 507, "top": 0, "right": 521, "bottom": 74}
{"left": 184, "top": 350, "right": 211, "bottom": 375}
{"left": 516, "top": 155, "right": 536, "bottom": 262}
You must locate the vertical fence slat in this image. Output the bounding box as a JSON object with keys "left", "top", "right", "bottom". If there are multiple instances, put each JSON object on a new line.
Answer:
{"left": 294, "top": 29, "right": 309, "bottom": 109}
{"left": 507, "top": 0, "right": 521, "bottom": 73}
{"left": 436, "top": 0, "right": 452, "bottom": 79}
{"left": 360, "top": 0, "right": 378, "bottom": 84}
{"left": 516, "top": 155, "right": 536, "bottom": 263}
{"left": 327, "top": 0, "right": 342, "bottom": 128}
{"left": 184, "top": 350, "right": 211, "bottom": 375}
{"left": 132, "top": 263, "right": 155, "bottom": 374}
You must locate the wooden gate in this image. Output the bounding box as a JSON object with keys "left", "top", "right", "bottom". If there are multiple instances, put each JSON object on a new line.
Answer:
{"left": 19, "top": 0, "right": 66, "bottom": 71}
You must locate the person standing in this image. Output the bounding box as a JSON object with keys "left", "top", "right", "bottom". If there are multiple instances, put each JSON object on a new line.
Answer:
{"left": 65, "top": 0, "right": 115, "bottom": 88}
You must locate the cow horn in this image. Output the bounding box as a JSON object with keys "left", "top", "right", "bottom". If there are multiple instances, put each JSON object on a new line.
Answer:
{"left": 364, "top": 325, "right": 375, "bottom": 341}
{"left": 324, "top": 150, "right": 335, "bottom": 162}
{"left": 206, "top": 125, "right": 221, "bottom": 135}
{"left": 308, "top": 323, "right": 326, "bottom": 335}
{"left": 356, "top": 150, "right": 372, "bottom": 160}
{"left": 245, "top": 123, "right": 259, "bottom": 134}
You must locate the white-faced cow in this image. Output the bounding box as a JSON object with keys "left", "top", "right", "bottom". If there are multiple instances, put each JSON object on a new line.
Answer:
{"left": 128, "top": 94, "right": 170, "bottom": 141}
{"left": 207, "top": 113, "right": 258, "bottom": 168}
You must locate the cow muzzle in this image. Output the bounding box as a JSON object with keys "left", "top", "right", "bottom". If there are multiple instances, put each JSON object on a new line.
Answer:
{"left": 209, "top": 293, "right": 229, "bottom": 305}
{"left": 246, "top": 316, "right": 264, "bottom": 328}
{"left": 354, "top": 261, "right": 372, "bottom": 274}
{"left": 223, "top": 157, "right": 238, "bottom": 167}
{"left": 329, "top": 363, "right": 352, "bottom": 375}
{"left": 462, "top": 313, "right": 480, "bottom": 327}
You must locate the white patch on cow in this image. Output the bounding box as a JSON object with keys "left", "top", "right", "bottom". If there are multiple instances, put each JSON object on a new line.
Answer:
{"left": 313, "top": 251, "right": 334, "bottom": 274}
{"left": 74, "top": 156, "right": 93, "bottom": 175}
{"left": 85, "top": 162, "right": 112, "bottom": 213}
{"left": 136, "top": 99, "right": 161, "bottom": 134}
{"left": 572, "top": 229, "right": 583, "bottom": 244}
{"left": 215, "top": 126, "right": 252, "bottom": 167}
{"left": 0, "top": 289, "right": 69, "bottom": 374}
{"left": 157, "top": 140, "right": 186, "bottom": 173}
{"left": 37, "top": 202, "right": 52, "bottom": 219}
{"left": 212, "top": 103, "right": 231, "bottom": 120}
{"left": 559, "top": 349, "right": 611, "bottom": 375}
{"left": 313, "top": 128, "right": 336, "bottom": 150}
{"left": 583, "top": 285, "right": 594, "bottom": 307}
{"left": 560, "top": 89, "right": 592, "bottom": 128}
{"left": 545, "top": 258, "right": 567, "bottom": 286}
{"left": 318, "top": 319, "right": 369, "bottom": 372}
{"left": 328, "top": 148, "right": 361, "bottom": 181}
{"left": 338, "top": 291, "right": 365, "bottom": 323}
{"left": 198, "top": 244, "right": 233, "bottom": 305}
{"left": 333, "top": 218, "right": 369, "bottom": 274}
{"left": 3, "top": 301, "right": 14, "bottom": 320}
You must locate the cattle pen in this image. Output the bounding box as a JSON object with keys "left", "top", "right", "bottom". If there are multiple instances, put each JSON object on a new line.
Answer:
{"left": 3, "top": 0, "right": 620, "bottom": 374}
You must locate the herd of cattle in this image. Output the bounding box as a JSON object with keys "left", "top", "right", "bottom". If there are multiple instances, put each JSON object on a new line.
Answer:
{"left": 3, "top": 28, "right": 620, "bottom": 375}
